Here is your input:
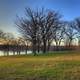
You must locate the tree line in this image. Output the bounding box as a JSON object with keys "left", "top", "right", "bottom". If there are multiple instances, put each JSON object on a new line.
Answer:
{"left": 16, "top": 8, "right": 80, "bottom": 55}
{"left": 0, "top": 7, "right": 80, "bottom": 56}
{"left": 0, "top": 31, "right": 30, "bottom": 55}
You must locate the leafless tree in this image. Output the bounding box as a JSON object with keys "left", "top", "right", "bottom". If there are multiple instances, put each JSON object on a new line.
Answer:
{"left": 16, "top": 8, "right": 41, "bottom": 55}
{"left": 74, "top": 18, "right": 80, "bottom": 47}
{"left": 3, "top": 32, "right": 14, "bottom": 56}
{"left": 64, "top": 22, "right": 77, "bottom": 47}
{"left": 39, "top": 10, "right": 61, "bottom": 53}
{"left": 16, "top": 7, "right": 61, "bottom": 54}
{"left": 53, "top": 25, "right": 65, "bottom": 50}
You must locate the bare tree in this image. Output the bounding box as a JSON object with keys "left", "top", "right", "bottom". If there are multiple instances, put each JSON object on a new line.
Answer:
{"left": 64, "top": 22, "right": 77, "bottom": 47}
{"left": 16, "top": 8, "right": 41, "bottom": 55}
{"left": 74, "top": 18, "right": 80, "bottom": 31}
{"left": 3, "top": 33, "right": 14, "bottom": 56}
{"left": 16, "top": 37, "right": 30, "bottom": 55}
{"left": 74, "top": 18, "right": 80, "bottom": 47}
{"left": 39, "top": 10, "right": 61, "bottom": 53}
{"left": 16, "top": 7, "right": 61, "bottom": 54}
{"left": 53, "top": 25, "right": 65, "bottom": 50}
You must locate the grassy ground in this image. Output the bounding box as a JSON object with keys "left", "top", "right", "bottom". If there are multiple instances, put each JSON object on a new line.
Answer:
{"left": 0, "top": 51, "right": 80, "bottom": 80}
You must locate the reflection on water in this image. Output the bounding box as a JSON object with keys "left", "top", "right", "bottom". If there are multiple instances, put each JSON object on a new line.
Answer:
{"left": 0, "top": 51, "right": 32, "bottom": 56}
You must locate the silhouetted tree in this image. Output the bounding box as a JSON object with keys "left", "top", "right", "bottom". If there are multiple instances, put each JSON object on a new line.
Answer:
{"left": 74, "top": 18, "right": 80, "bottom": 47}
{"left": 16, "top": 8, "right": 62, "bottom": 54}
{"left": 39, "top": 10, "right": 61, "bottom": 53}
{"left": 11, "top": 39, "right": 17, "bottom": 55}
{"left": 16, "top": 8, "right": 41, "bottom": 55}
{"left": 53, "top": 24, "right": 66, "bottom": 50}
{"left": 64, "top": 22, "right": 77, "bottom": 47}
{"left": 3, "top": 33, "right": 14, "bottom": 56}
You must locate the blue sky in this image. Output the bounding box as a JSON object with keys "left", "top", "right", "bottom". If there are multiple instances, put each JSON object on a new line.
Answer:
{"left": 0, "top": 0, "right": 80, "bottom": 37}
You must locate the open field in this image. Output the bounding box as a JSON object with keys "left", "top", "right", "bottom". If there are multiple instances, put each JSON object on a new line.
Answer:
{"left": 0, "top": 51, "right": 80, "bottom": 80}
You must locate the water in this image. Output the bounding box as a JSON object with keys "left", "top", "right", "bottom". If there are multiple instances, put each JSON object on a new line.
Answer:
{"left": 0, "top": 51, "right": 32, "bottom": 56}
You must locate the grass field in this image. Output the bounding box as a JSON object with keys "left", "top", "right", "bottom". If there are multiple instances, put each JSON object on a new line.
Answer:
{"left": 0, "top": 51, "right": 80, "bottom": 80}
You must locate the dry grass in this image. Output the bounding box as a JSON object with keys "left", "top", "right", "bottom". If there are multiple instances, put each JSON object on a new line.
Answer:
{"left": 0, "top": 51, "right": 80, "bottom": 80}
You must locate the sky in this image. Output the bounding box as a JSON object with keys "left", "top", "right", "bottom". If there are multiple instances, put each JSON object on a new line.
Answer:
{"left": 0, "top": 0, "right": 80, "bottom": 37}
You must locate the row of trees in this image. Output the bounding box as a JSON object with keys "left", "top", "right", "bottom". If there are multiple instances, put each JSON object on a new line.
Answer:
{"left": 16, "top": 8, "right": 80, "bottom": 55}
{"left": 0, "top": 8, "right": 80, "bottom": 56}
{"left": 0, "top": 31, "right": 30, "bottom": 55}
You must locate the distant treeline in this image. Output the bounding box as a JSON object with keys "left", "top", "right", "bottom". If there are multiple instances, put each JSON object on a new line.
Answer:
{"left": 0, "top": 45, "right": 79, "bottom": 55}
{"left": 0, "top": 45, "right": 30, "bottom": 55}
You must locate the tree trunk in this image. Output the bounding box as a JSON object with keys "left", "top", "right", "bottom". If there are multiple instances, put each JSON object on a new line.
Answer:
{"left": 37, "top": 39, "right": 40, "bottom": 53}
{"left": 32, "top": 39, "right": 36, "bottom": 56}
{"left": 55, "top": 41, "right": 59, "bottom": 51}
{"left": 47, "top": 40, "right": 51, "bottom": 52}
{"left": 37, "top": 44, "right": 40, "bottom": 53}
{"left": 25, "top": 45, "right": 28, "bottom": 54}
{"left": 43, "top": 39, "right": 47, "bottom": 53}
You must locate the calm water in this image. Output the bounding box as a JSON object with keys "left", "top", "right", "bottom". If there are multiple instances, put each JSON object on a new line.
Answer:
{"left": 0, "top": 51, "right": 32, "bottom": 56}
